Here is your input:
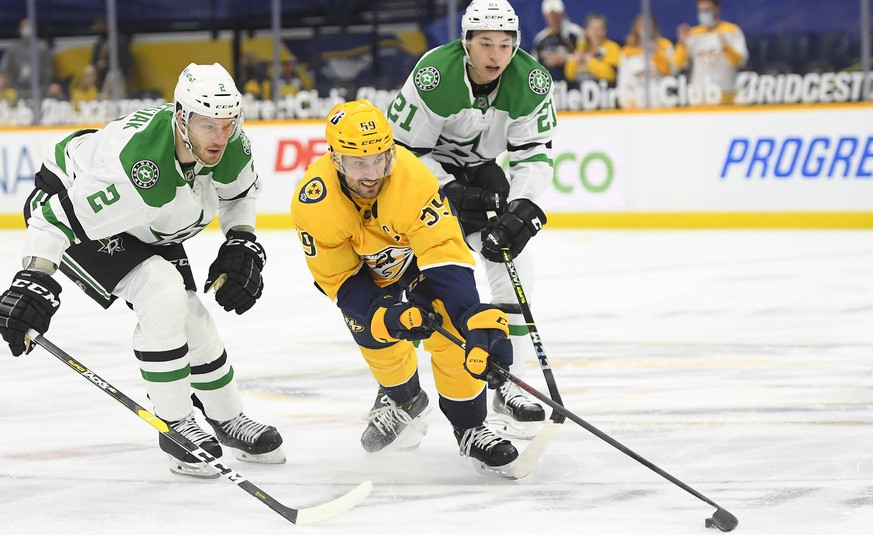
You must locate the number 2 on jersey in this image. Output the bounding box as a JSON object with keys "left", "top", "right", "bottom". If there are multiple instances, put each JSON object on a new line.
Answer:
{"left": 387, "top": 94, "right": 418, "bottom": 132}
{"left": 86, "top": 184, "right": 121, "bottom": 213}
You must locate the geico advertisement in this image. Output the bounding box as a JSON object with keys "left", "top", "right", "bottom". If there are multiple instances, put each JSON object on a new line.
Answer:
{"left": 531, "top": 133, "right": 625, "bottom": 211}
{"left": 0, "top": 106, "right": 871, "bottom": 216}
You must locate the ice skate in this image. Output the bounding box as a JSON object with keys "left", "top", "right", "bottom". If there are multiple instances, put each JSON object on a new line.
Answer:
{"left": 206, "top": 413, "right": 285, "bottom": 464}
{"left": 454, "top": 423, "right": 519, "bottom": 479}
{"left": 160, "top": 413, "right": 222, "bottom": 479}
{"left": 361, "top": 388, "right": 431, "bottom": 453}
{"left": 488, "top": 380, "right": 546, "bottom": 439}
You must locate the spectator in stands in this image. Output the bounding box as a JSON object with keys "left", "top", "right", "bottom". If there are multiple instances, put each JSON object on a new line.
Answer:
{"left": 531, "top": 0, "right": 582, "bottom": 84}
{"left": 71, "top": 65, "right": 99, "bottom": 111}
{"left": 257, "top": 58, "right": 307, "bottom": 100}
{"left": 238, "top": 53, "right": 270, "bottom": 100}
{"left": 0, "top": 74, "right": 18, "bottom": 106}
{"left": 45, "top": 80, "right": 68, "bottom": 101}
{"left": 617, "top": 13, "right": 676, "bottom": 109}
{"left": 277, "top": 58, "right": 305, "bottom": 97}
{"left": 91, "top": 15, "right": 133, "bottom": 99}
{"left": 0, "top": 18, "right": 53, "bottom": 101}
{"left": 564, "top": 12, "right": 621, "bottom": 88}
{"left": 675, "top": 0, "right": 747, "bottom": 104}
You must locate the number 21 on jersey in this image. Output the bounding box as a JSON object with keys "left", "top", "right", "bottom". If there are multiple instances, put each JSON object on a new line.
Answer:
{"left": 387, "top": 94, "right": 418, "bottom": 132}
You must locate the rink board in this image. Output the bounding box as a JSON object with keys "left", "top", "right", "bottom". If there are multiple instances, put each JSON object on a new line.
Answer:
{"left": 0, "top": 103, "right": 870, "bottom": 228}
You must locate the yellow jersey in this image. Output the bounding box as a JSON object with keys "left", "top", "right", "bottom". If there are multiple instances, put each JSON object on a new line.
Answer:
{"left": 291, "top": 146, "right": 479, "bottom": 323}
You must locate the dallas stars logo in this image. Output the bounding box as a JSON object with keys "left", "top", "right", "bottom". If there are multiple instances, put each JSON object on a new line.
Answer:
{"left": 131, "top": 160, "right": 159, "bottom": 189}
{"left": 528, "top": 68, "right": 551, "bottom": 95}
{"left": 414, "top": 66, "right": 440, "bottom": 91}
{"left": 150, "top": 210, "right": 208, "bottom": 243}
{"left": 98, "top": 235, "right": 125, "bottom": 256}
{"left": 435, "top": 132, "right": 487, "bottom": 167}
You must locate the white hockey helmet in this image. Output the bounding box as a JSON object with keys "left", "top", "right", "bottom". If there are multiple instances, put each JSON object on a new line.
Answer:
{"left": 174, "top": 62, "right": 242, "bottom": 126}
{"left": 173, "top": 63, "right": 243, "bottom": 165}
{"left": 461, "top": 0, "right": 520, "bottom": 45}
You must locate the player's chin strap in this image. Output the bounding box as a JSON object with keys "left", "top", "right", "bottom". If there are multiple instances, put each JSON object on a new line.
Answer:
{"left": 175, "top": 112, "right": 224, "bottom": 168}
{"left": 461, "top": 39, "right": 519, "bottom": 82}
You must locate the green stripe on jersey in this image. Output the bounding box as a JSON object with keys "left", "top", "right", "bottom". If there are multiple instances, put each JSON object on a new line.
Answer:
{"left": 53, "top": 129, "right": 92, "bottom": 175}
{"left": 141, "top": 365, "right": 191, "bottom": 383}
{"left": 509, "top": 324, "right": 529, "bottom": 336}
{"left": 41, "top": 201, "right": 75, "bottom": 243}
{"left": 509, "top": 153, "right": 554, "bottom": 167}
{"left": 191, "top": 367, "right": 235, "bottom": 391}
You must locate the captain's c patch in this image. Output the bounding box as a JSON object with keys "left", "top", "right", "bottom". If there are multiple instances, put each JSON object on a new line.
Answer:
{"left": 299, "top": 177, "right": 326, "bottom": 204}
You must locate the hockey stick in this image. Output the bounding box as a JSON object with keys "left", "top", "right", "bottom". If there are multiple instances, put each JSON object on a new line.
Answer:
{"left": 488, "top": 243, "right": 565, "bottom": 423}
{"left": 423, "top": 319, "right": 739, "bottom": 533}
{"left": 24, "top": 329, "right": 373, "bottom": 526}
{"left": 484, "top": 209, "right": 565, "bottom": 477}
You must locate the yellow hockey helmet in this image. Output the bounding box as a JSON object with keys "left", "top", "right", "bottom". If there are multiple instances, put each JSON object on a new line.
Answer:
{"left": 325, "top": 99, "right": 396, "bottom": 177}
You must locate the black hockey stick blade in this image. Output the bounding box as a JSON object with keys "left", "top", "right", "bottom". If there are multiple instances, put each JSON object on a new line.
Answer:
{"left": 706, "top": 507, "right": 739, "bottom": 532}
{"left": 25, "top": 329, "right": 373, "bottom": 525}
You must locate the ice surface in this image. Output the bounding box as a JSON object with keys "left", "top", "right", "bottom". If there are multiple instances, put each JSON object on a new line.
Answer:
{"left": 1, "top": 229, "right": 871, "bottom": 534}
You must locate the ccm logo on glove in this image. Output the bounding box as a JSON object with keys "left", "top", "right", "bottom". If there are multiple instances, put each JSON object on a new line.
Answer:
{"left": 11, "top": 278, "right": 61, "bottom": 307}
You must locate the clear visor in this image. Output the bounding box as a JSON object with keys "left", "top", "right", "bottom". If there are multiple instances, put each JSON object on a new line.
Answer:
{"left": 183, "top": 110, "right": 244, "bottom": 144}
{"left": 333, "top": 146, "right": 396, "bottom": 179}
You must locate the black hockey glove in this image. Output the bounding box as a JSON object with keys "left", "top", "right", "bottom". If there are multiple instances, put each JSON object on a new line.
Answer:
{"left": 443, "top": 180, "right": 507, "bottom": 231}
{"left": 204, "top": 230, "right": 266, "bottom": 315}
{"left": 480, "top": 199, "right": 547, "bottom": 263}
{"left": 369, "top": 295, "right": 436, "bottom": 344}
{"left": 0, "top": 270, "right": 62, "bottom": 356}
{"left": 460, "top": 304, "right": 512, "bottom": 388}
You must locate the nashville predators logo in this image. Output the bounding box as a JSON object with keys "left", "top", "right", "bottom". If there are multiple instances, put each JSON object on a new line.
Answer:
{"left": 342, "top": 314, "right": 364, "bottom": 333}
{"left": 299, "top": 177, "right": 326, "bottom": 204}
{"left": 131, "top": 160, "right": 159, "bottom": 189}
{"left": 362, "top": 246, "right": 413, "bottom": 282}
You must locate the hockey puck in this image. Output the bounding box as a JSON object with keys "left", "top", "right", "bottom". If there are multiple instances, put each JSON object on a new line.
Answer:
{"left": 705, "top": 518, "right": 716, "bottom": 529}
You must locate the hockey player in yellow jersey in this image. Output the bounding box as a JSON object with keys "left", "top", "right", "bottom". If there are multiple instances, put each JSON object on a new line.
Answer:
{"left": 291, "top": 100, "right": 520, "bottom": 477}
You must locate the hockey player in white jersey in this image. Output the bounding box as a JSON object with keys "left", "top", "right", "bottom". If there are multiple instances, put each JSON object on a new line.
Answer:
{"left": 0, "top": 63, "right": 285, "bottom": 478}
{"left": 386, "top": 0, "right": 555, "bottom": 438}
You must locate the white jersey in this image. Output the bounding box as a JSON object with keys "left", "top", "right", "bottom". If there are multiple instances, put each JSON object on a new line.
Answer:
{"left": 682, "top": 21, "right": 748, "bottom": 92}
{"left": 386, "top": 40, "right": 556, "bottom": 202}
{"left": 24, "top": 104, "right": 258, "bottom": 266}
